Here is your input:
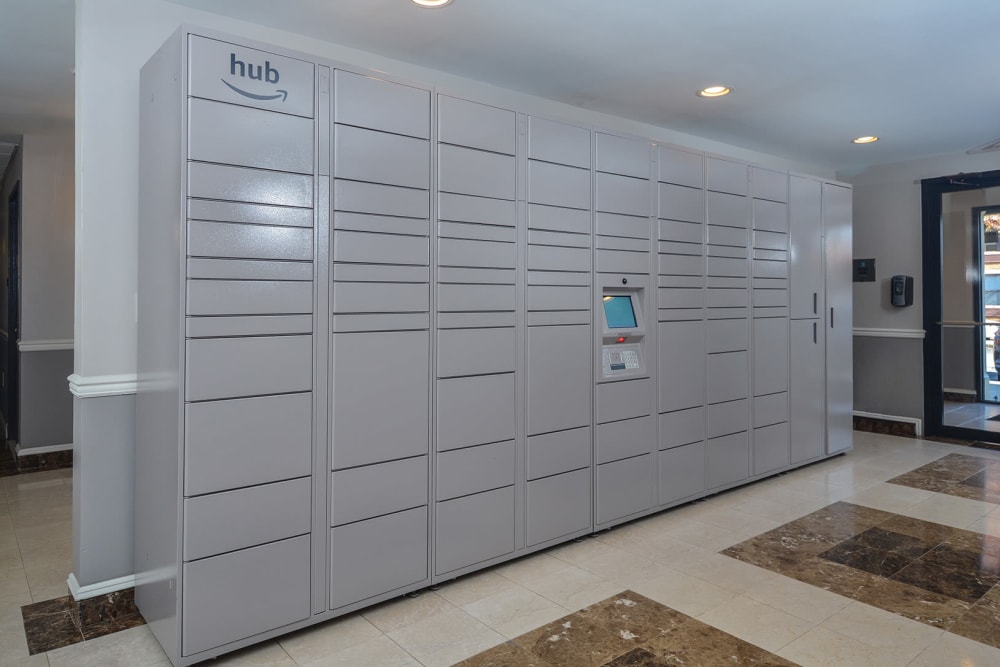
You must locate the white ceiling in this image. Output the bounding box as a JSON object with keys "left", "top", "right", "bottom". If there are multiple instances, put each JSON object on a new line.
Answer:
{"left": 2, "top": 0, "right": 999, "bottom": 175}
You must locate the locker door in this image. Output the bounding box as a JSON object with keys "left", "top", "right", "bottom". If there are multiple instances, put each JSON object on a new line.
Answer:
{"left": 823, "top": 184, "right": 853, "bottom": 455}
{"left": 790, "top": 319, "right": 825, "bottom": 464}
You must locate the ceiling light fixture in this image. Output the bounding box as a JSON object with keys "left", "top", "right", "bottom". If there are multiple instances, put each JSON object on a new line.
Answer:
{"left": 852, "top": 136, "right": 879, "bottom": 144}
{"left": 697, "top": 86, "right": 731, "bottom": 98}
{"left": 411, "top": 0, "right": 452, "bottom": 7}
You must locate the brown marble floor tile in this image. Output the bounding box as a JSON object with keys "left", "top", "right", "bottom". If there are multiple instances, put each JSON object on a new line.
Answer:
{"left": 887, "top": 452, "right": 1000, "bottom": 504}
{"left": 460, "top": 591, "right": 799, "bottom": 667}
{"left": 892, "top": 544, "right": 1000, "bottom": 603}
{"left": 818, "top": 527, "right": 934, "bottom": 578}
{"left": 723, "top": 500, "right": 1000, "bottom": 647}
{"left": 21, "top": 597, "right": 85, "bottom": 655}
{"left": 948, "top": 585, "right": 1000, "bottom": 649}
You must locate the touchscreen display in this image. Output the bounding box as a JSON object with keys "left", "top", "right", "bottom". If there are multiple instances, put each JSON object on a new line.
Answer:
{"left": 603, "top": 295, "right": 637, "bottom": 329}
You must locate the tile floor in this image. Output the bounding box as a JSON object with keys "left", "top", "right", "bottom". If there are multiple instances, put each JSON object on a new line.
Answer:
{"left": 6, "top": 432, "right": 1000, "bottom": 665}
{"left": 943, "top": 400, "right": 1000, "bottom": 432}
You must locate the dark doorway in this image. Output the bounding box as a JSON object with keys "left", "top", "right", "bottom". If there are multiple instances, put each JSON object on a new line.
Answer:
{"left": 923, "top": 170, "right": 1000, "bottom": 441}
{"left": 4, "top": 183, "right": 19, "bottom": 443}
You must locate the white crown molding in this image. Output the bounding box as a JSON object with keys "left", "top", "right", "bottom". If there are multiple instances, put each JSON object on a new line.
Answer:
{"left": 853, "top": 410, "right": 923, "bottom": 436}
{"left": 68, "top": 373, "right": 138, "bottom": 398}
{"left": 16, "top": 443, "right": 72, "bottom": 456}
{"left": 18, "top": 339, "right": 74, "bottom": 352}
{"left": 853, "top": 327, "right": 925, "bottom": 339}
{"left": 68, "top": 572, "right": 136, "bottom": 601}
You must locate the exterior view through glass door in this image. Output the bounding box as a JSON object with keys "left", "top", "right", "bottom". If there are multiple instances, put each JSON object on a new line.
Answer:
{"left": 980, "top": 207, "right": 1000, "bottom": 403}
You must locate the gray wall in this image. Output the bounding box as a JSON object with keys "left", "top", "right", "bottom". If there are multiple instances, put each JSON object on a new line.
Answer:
{"left": 20, "top": 349, "right": 73, "bottom": 448}
{"left": 845, "top": 151, "right": 1000, "bottom": 423}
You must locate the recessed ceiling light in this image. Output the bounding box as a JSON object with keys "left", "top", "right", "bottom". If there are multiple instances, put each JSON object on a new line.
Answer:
{"left": 852, "top": 136, "right": 879, "bottom": 144}
{"left": 697, "top": 86, "right": 731, "bottom": 98}
{"left": 412, "top": 0, "right": 452, "bottom": 7}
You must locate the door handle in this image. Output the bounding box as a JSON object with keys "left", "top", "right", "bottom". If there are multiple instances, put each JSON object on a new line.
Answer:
{"left": 813, "top": 292, "right": 817, "bottom": 315}
{"left": 830, "top": 307, "right": 834, "bottom": 328}
{"left": 813, "top": 321, "right": 817, "bottom": 344}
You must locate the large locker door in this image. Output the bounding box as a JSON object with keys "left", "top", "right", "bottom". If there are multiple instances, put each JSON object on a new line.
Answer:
{"left": 790, "top": 319, "right": 825, "bottom": 463}
{"left": 823, "top": 183, "right": 853, "bottom": 455}
{"left": 789, "top": 176, "right": 824, "bottom": 319}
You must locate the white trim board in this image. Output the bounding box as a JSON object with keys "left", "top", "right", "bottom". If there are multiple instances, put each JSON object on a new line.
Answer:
{"left": 18, "top": 339, "right": 74, "bottom": 352}
{"left": 68, "top": 572, "right": 135, "bottom": 601}
{"left": 853, "top": 328, "right": 925, "bottom": 339}
{"left": 853, "top": 410, "right": 923, "bottom": 436}
{"left": 16, "top": 443, "right": 72, "bottom": 456}
{"left": 68, "top": 373, "right": 138, "bottom": 398}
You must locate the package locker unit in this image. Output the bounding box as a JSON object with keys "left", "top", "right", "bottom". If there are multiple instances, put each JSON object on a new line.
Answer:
{"left": 136, "top": 28, "right": 853, "bottom": 666}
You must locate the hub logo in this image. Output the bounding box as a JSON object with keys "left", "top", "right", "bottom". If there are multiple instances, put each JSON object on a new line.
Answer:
{"left": 222, "top": 53, "right": 288, "bottom": 102}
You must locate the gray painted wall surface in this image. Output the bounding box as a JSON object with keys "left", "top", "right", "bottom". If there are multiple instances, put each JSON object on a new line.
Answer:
{"left": 20, "top": 349, "right": 73, "bottom": 448}
{"left": 73, "top": 393, "right": 135, "bottom": 586}
{"left": 853, "top": 337, "right": 923, "bottom": 419}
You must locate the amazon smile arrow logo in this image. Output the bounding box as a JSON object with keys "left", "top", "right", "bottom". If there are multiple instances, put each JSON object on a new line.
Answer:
{"left": 224, "top": 52, "right": 288, "bottom": 104}
{"left": 221, "top": 79, "right": 288, "bottom": 102}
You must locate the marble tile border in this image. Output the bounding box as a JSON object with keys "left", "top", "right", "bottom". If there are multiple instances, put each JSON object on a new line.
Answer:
{"left": 21, "top": 589, "right": 145, "bottom": 654}
{"left": 722, "top": 501, "right": 1000, "bottom": 649}
{"left": 887, "top": 452, "right": 1000, "bottom": 504}
{"left": 853, "top": 415, "right": 917, "bottom": 438}
{"left": 0, "top": 440, "right": 73, "bottom": 478}
{"left": 455, "top": 589, "right": 798, "bottom": 667}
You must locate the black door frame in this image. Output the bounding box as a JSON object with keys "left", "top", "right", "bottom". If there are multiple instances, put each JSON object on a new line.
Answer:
{"left": 922, "top": 170, "right": 1000, "bottom": 441}
{"left": 973, "top": 205, "right": 1000, "bottom": 402}
{"left": 5, "top": 182, "right": 19, "bottom": 443}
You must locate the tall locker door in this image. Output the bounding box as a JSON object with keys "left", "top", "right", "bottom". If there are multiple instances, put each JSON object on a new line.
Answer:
{"left": 790, "top": 319, "right": 825, "bottom": 463}
{"left": 823, "top": 183, "right": 853, "bottom": 455}
{"left": 330, "top": 71, "right": 432, "bottom": 610}
{"left": 789, "top": 176, "right": 824, "bottom": 319}
{"left": 525, "top": 116, "right": 593, "bottom": 548}
{"left": 435, "top": 95, "right": 519, "bottom": 576}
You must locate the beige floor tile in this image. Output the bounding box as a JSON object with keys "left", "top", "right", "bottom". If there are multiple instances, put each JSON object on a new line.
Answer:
{"left": 661, "top": 519, "right": 745, "bottom": 551}
{"left": 517, "top": 563, "right": 623, "bottom": 611}
{"left": 902, "top": 493, "right": 995, "bottom": 530}
{"left": 387, "top": 606, "right": 501, "bottom": 665}
{"left": 46, "top": 625, "right": 168, "bottom": 667}
{"left": 777, "top": 626, "right": 915, "bottom": 667}
{"left": 629, "top": 567, "right": 737, "bottom": 618}
{"left": 279, "top": 613, "right": 382, "bottom": 664}
{"left": 461, "top": 585, "right": 567, "bottom": 639}
{"left": 909, "top": 629, "right": 1000, "bottom": 666}
{"left": 698, "top": 593, "right": 815, "bottom": 653}
{"left": 546, "top": 536, "right": 619, "bottom": 565}
{"left": 296, "top": 634, "right": 419, "bottom": 667}
{"left": 819, "top": 601, "right": 943, "bottom": 656}
{"left": 407, "top": 627, "right": 505, "bottom": 667}
{"left": 743, "top": 574, "right": 852, "bottom": 624}
{"left": 574, "top": 545, "right": 653, "bottom": 585}
{"left": 846, "top": 482, "right": 936, "bottom": 514}
{"left": 966, "top": 513, "right": 1000, "bottom": 537}
{"left": 675, "top": 552, "right": 778, "bottom": 594}
{"left": 205, "top": 640, "right": 297, "bottom": 666}
{"left": 686, "top": 506, "right": 782, "bottom": 536}
{"left": 494, "top": 552, "right": 567, "bottom": 588}
{"left": 361, "top": 591, "right": 455, "bottom": 634}
{"left": 435, "top": 570, "right": 520, "bottom": 607}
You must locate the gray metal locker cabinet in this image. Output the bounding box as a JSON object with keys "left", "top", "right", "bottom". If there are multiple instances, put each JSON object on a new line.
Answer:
{"left": 524, "top": 116, "right": 594, "bottom": 548}
{"left": 137, "top": 30, "right": 319, "bottom": 665}
{"left": 788, "top": 175, "right": 826, "bottom": 464}
{"left": 434, "top": 95, "right": 519, "bottom": 576}
{"left": 330, "top": 70, "right": 432, "bottom": 609}
{"left": 655, "top": 145, "right": 707, "bottom": 506}
{"left": 703, "top": 157, "right": 751, "bottom": 490}
{"left": 594, "top": 132, "right": 655, "bottom": 528}
{"left": 823, "top": 182, "right": 854, "bottom": 455}
{"left": 750, "top": 169, "right": 791, "bottom": 477}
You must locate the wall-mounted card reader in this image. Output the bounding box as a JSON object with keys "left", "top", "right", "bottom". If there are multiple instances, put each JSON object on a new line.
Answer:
{"left": 598, "top": 275, "right": 648, "bottom": 381}
{"left": 891, "top": 274, "right": 913, "bottom": 307}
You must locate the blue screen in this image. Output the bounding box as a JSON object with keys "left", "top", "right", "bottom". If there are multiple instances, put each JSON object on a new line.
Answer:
{"left": 603, "top": 296, "right": 637, "bottom": 328}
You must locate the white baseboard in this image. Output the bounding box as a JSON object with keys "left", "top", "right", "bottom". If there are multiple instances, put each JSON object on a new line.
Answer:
{"left": 16, "top": 443, "right": 72, "bottom": 457}
{"left": 67, "top": 572, "right": 136, "bottom": 601}
{"left": 943, "top": 388, "right": 977, "bottom": 395}
{"left": 853, "top": 410, "right": 923, "bottom": 436}
{"left": 18, "top": 339, "right": 74, "bottom": 352}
